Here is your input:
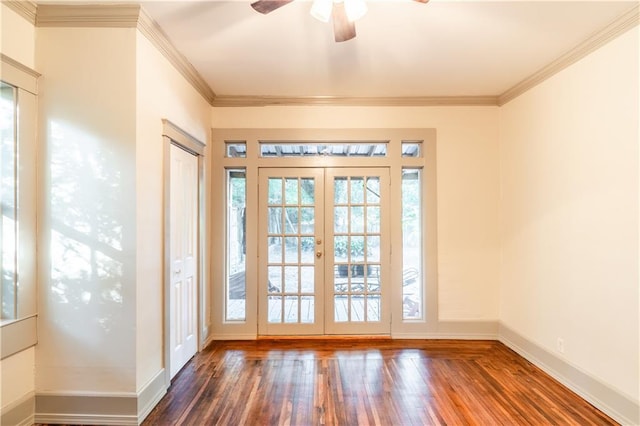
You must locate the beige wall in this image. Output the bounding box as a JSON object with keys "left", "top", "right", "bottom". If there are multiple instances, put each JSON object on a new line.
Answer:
{"left": 211, "top": 106, "right": 502, "bottom": 322}
{"left": 499, "top": 26, "right": 639, "bottom": 401}
{"left": 135, "top": 31, "right": 212, "bottom": 390}
{"left": 0, "top": 4, "right": 35, "bottom": 68}
{"left": 36, "top": 26, "right": 138, "bottom": 393}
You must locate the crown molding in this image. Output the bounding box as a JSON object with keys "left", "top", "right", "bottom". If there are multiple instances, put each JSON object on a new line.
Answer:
{"left": 33, "top": 4, "right": 216, "bottom": 105}
{"left": 137, "top": 8, "right": 216, "bottom": 104}
{"left": 498, "top": 4, "right": 640, "bottom": 106}
{"left": 211, "top": 95, "right": 499, "bottom": 107}
{"left": 2, "top": 1, "right": 37, "bottom": 25}
{"left": 36, "top": 4, "right": 140, "bottom": 27}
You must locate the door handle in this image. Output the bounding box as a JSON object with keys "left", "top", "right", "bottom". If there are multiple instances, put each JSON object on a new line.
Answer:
{"left": 316, "top": 252, "right": 322, "bottom": 258}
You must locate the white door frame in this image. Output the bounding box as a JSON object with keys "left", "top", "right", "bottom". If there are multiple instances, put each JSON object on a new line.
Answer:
{"left": 162, "top": 119, "right": 206, "bottom": 387}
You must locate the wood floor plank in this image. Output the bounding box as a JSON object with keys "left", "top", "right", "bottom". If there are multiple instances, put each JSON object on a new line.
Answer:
{"left": 141, "top": 339, "right": 618, "bottom": 426}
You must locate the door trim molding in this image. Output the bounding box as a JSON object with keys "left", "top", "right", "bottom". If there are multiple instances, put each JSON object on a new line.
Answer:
{"left": 162, "top": 119, "right": 206, "bottom": 389}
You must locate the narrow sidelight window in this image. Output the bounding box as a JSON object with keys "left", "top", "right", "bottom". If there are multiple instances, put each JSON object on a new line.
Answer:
{"left": 1, "top": 82, "right": 17, "bottom": 320}
{"left": 226, "top": 169, "right": 246, "bottom": 321}
{"left": 402, "top": 169, "right": 423, "bottom": 320}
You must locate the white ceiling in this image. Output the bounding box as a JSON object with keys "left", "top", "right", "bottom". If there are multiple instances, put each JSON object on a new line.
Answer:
{"left": 68, "top": 1, "right": 640, "bottom": 99}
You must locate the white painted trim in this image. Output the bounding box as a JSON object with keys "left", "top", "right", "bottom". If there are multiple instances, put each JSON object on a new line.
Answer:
{"left": 36, "top": 4, "right": 140, "bottom": 28}
{"left": 498, "top": 5, "right": 640, "bottom": 105}
{"left": 499, "top": 323, "right": 639, "bottom": 426}
{"left": 33, "top": 4, "right": 215, "bottom": 105}
{"left": 209, "top": 322, "right": 499, "bottom": 341}
{"left": 137, "top": 369, "right": 167, "bottom": 424}
{"left": 2, "top": 1, "right": 37, "bottom": 25}
{"left": 25, "top": 3, "right": 639, "bottom": 108}
{"left": 0, "top": 54, "right": 40, "bottom": 95}
{"left": 162, "top": 119, "right": 206, "bottom": 155}
{"left": 35, "top": 393, "right": 138, "bottom": 426}
{"left": 1, "top": 391, "right": 35, "bottom": 426}
{"left": 211, "top": 95, "right": 499, "bottom": 107}
{"left": 35, "top": 413, "right": 138, "bottom": 426}
{"left": 391, "top": 320, "right": 499, "bottom": 340}
{"left": 209, "top": 333, "right": 259, "bottom": 340}
{"left": 0, "top": 315, "right": 37, "bottom": 360}
{"left": 138, "top": 8, "right": 216, "bottom": 104}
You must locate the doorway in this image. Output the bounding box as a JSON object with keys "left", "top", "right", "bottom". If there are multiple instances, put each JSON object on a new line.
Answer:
{"left": 168, "top": 143, "right": 199, "bottom": 378}
{"left": 258, "top": 167, "right": 390, "bottom": 335}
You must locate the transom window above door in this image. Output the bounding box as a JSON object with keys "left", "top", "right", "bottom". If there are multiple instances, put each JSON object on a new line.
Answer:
{"left": 260, "top": 142, "right": 387, "bottom": 158}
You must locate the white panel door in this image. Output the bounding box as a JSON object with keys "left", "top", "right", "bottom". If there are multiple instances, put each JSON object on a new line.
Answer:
{"left": 170, "top": 144, "right": 198, "bottom": 378}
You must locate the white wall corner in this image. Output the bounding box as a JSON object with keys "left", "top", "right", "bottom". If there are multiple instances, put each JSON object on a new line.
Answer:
{"left": 498, "top": 323, "right": 639, "bottom": 426}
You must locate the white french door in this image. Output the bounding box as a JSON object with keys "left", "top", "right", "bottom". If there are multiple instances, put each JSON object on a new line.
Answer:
{"left": 258, "top": 167, "right": 390, "bottom": 335}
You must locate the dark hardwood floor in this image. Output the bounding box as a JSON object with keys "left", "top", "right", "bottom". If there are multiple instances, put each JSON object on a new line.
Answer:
{"left": 143, "top": 339, "right": 616, "bottom": 426}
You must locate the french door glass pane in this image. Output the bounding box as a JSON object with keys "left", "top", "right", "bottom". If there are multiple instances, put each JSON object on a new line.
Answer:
{"left": 332, "top": 175, "right": 382, "bottom": 324}
{"left": 267, "top": 176, "right": 316, "bottom": 325}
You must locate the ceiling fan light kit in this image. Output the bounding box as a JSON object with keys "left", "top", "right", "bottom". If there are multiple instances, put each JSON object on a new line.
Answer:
{"left": 310, "top": 0, "right": 333, "bottom": 23}
{"left": 251, "top": 0, "right": 427, "bottom": 43}
{"left": 343, "top": 0, "right": 368, "bottom": 22}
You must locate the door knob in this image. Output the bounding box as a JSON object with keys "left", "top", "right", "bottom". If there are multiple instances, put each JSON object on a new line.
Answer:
{"left": 316, "top": 251, "right": 322, "bottom": 258}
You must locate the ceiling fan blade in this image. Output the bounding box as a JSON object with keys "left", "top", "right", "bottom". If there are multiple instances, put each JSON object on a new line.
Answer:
{"left": 332, "top": 2, "right": 356, "bottom": 42}
{"left": 250, "top": 0, "right": 294, "bottom": 14}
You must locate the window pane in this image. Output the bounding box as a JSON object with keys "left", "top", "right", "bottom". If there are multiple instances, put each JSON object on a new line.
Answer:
{"left": 350, "top": 177, "right": 364, "bottom": 204}
{"left": 226, "top": 169, "right": 246, "bottom": 321}
{"left": 268, "top": 266, "right": 282, "bottom": 293}
{"left": 284, "top": 296, "right": 299, "bottom": 323}
{"left": 284, "top": 207, "right": 298, "bottom": 234}
{"left": 284, "top": 266, "right": 298, "bottom": 293}
{"left": 334, "top": 178, "right": 348, "bottom": 204}
{"left": 284, "top": 237, "right": 298, "bottom": 263}
{"left": 300, "top": 237, "right": 315, "bottom": 264}
{"left": 365, "top": 177, "right": 380, "bottom": 204}
{"left": 402, "top": 169, "right": 423, "bottom": 320}
{"left": 226, "top": 142, "right": 246, "bottom": 158}
{"left": 351, "top": 206, "right": 364, "bottom": 233}
{"left": 268, "top": 178, "right": 282, "bottom": 204}
{"left": 300, "top": 207, "right": 314, "bottom": 234}
{"left": 334, "top": 206, "right": 348, "bottom": 233}
{"left": 260, "top": 143, "right": 387, "bottom": 157}
{"left": 300, "top": 178, "right": 314, "bottom": 204}
{"left": 285, "top": 178, "right": 298, "bottom": 205}
{"left": 268, "top": 236, "right": 282, "bottom": 263}
{"left": 402, "top": 142, "right": 421, "bottom": 158}
{"left": 300, "top": 266, "right": 314, "bottom": 293}
{"left": 0, "top": 82, "right": 17, "bottom": 319}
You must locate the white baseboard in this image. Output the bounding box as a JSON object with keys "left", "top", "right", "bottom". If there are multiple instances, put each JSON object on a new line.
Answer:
{"left": 392, "top": 320, "right": 499, "bottom": 339}
{"left": 137, "top": 369, "right": 167, "bottom": 423}
{"left": 1, "top": 391, "right": 35, "bottom": 426}
{"left": 498, "top": 323, "right": 639, "bottom": 426}
{"left": 34, "top": 369, "right": 168, "bottom": 426}
{"left": 209, "top": 333, "right": 257, "bottom": 340}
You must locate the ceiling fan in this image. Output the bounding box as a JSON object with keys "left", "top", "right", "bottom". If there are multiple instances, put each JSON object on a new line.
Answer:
{"left": 250, "top": 0, "right": 429, "bottom": 43}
